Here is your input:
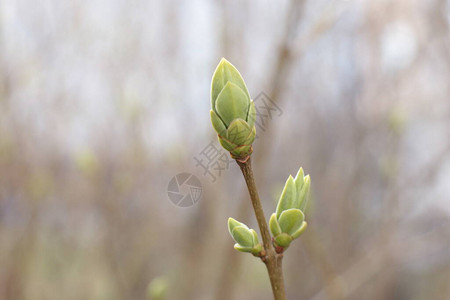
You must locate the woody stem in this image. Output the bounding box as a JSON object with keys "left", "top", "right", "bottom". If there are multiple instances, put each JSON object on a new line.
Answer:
{"left": 236, "top": 157, "right": 286, "bottom": 300}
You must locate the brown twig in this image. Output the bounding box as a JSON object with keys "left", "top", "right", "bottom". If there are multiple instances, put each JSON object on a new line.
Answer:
{"left": 236, "top": 157, "right": 286, "bottom": 300}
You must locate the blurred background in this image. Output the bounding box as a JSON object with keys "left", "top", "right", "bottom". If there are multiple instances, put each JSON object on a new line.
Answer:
{"left": 1, "top": 0, "right": 450, "bottom": 299}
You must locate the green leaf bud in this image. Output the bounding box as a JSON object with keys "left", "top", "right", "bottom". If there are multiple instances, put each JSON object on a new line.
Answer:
{"left": 227, "top": 217, "right": 262, "bottom": 256}
{"left": 271, "top": 168, "right": 311, "bottom": 250}
{"left": 210, "top": 58, "right": 256, "bottom": 159}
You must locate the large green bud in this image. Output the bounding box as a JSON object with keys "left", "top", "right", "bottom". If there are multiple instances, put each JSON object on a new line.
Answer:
{"left": 228, "top": 217, "right": 263, "bottom": 256}
{"left": 210, "top": 58, "right": 256, "bottom": 159}
{"left": 269, "top": 167, "right": 311, "bottom": 250}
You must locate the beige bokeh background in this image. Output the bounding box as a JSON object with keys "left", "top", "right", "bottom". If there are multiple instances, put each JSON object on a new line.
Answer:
{"left": 1, "top": 0, "right": 450, "bottom": 299}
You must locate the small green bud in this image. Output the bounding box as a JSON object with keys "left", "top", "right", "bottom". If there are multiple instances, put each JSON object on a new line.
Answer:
{"left": 270, "top": 167, "right": 311, "bottom": 250}
{"left": 228, "top": 217, "right": 263, "bottom": 256}
{"left": 210, "top": 58, "right": 256, "bottom": 159}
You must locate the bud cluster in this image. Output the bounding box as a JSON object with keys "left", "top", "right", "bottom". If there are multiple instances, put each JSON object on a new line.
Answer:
{"left": 269, "top": 168, "right": 310, "bottom": 250}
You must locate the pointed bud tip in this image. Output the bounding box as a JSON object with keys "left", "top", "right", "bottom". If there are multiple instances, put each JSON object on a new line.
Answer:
{"left": 228, "top": 217, "right": 242, "bottom": 234}
{"left": 228, "top": 217, "right": 241, "bottom": 227}
{"left": 217, "top": 57, "right": 233, "bottom": 69}
{"left": 295, "top": 167, "right": 307, "bottom": 180}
